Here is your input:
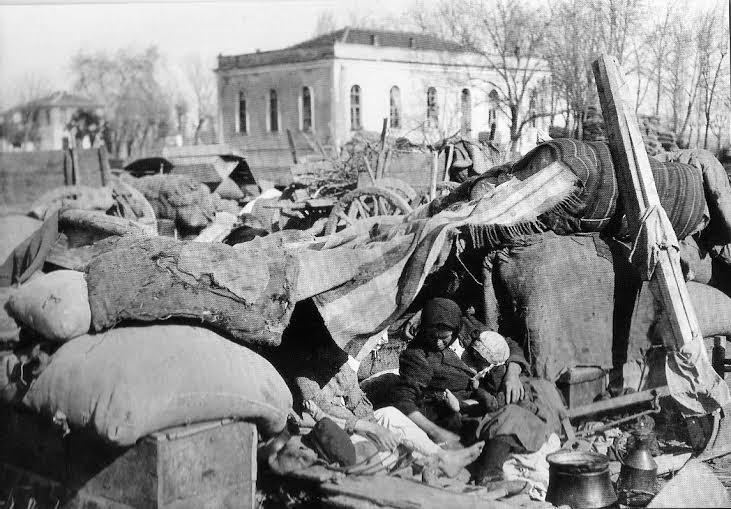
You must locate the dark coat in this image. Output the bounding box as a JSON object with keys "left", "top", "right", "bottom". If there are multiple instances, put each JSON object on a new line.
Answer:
{"left": 390, "top": 336, "right": 561, "bottom": 451}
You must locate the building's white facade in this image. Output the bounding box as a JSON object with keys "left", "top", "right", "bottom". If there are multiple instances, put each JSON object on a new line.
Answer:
{"left": 0, "top": 92, "right": 102, "bottom": 152}
{"left": 216, "top": 29, "right": 550, "bottom": 181}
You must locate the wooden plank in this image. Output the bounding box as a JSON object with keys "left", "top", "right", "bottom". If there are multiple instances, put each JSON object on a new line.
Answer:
{"left": 593, "top": 54, "right": 702, "bottom": 350}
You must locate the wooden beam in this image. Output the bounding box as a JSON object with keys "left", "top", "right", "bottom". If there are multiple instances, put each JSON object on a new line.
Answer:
{"left": 376, "top": 118, "right": 388, "bottom": 179}
{"left": 286, "top": 129, "right": 298, "bottom": 164}
{"left": 593, "top": 54, "right": 702, "bottom": 350}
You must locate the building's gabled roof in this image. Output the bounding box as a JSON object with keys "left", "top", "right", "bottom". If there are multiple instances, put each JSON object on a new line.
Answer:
{"left": 217, "top": 27, "right": 471, "bottom": 71}
{"left": 26, "top": 91, "right": 100, "bottom": 109}
{"left": 2, "top": 91, "right": 101, "bottom": 116}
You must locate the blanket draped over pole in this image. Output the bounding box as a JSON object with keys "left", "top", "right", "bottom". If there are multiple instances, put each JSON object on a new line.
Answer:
{"left": 593, "top": 54, "right": 731, "bottom": 415}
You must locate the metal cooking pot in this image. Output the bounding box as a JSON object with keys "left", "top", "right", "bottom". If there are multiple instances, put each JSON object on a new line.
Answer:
{"left": 545, "top": 450, "right": 618, "bottom": 509}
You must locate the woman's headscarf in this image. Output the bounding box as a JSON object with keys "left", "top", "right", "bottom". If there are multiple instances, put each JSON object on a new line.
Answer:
{"left": 420, "top": 297, "right": 462, "bottom": 333}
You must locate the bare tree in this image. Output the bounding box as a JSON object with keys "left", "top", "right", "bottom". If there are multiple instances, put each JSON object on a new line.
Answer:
{"left": 545, "top": 0, "right": 604, "bottom": 137}
{"left": 183, "top": 55, "right": 217, "bottom": 145}
{"left": 645, "top": 3, "right": 675, "bottom": 116}
{"left": 697, "top": 5, "right": 729, "bottom": 149}
{"left": 71, "top": 46, "right": 172, "bottom": 159}
{"left": 666, "top": 9, "right": 701, "bottom": 143}
{"left": 411, "top": 0, "right": 552, "bottom": 150}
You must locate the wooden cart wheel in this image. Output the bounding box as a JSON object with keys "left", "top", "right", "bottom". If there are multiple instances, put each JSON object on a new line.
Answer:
{"left": 373, "top": 177, "right": 418, "bottom": 204}
{"left": 324, "top": 186, "right": 413, "bottom": 235}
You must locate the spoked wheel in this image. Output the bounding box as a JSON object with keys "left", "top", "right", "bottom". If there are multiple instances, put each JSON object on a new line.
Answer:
{"left": 324, "top": 186, "right": 413, "bottom": 235}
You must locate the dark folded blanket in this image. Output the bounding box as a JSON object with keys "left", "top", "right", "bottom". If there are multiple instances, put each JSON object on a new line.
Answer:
{"left": 85, "top": 235, "right": 298, "bottom": 346}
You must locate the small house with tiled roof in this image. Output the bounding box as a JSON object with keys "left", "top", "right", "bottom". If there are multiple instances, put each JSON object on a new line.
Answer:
{"left": 0, "top": 91, "right": 103, "bottom": 152}
{"left": 215, "top": 27, "right": 550, "bottom": 182}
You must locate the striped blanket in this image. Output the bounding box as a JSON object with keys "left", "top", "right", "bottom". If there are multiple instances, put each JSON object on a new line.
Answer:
{"left": 468, "top": 139, "right": 709, "bottom": 241}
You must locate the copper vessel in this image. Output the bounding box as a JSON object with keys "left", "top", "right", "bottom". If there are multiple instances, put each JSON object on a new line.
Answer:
{"left": 545, "top": 450, "right": 618, "bottom": 509}
{"left": 617, "top": 427, "right": 658, "bottom": 506}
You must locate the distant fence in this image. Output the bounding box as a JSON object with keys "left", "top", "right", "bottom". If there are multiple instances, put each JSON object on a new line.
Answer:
{"left": 0, "top": 149, "right": 107, "bottom": 209}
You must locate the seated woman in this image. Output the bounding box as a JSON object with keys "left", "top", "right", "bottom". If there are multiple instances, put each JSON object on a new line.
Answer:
{"left": 389, "top": 297, "right": 563, "bottom": 484}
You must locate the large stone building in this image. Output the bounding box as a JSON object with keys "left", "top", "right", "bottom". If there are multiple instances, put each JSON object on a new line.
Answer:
{"left": 216, "top": 28, "right": 550, "bottom": 181}
{"left": 0, "top": 91, "right": 102, "bottom": 152}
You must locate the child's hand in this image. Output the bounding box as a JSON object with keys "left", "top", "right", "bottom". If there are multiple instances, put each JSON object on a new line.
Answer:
{"left": 444, "top": 389, "right": 461, "bottom": 412}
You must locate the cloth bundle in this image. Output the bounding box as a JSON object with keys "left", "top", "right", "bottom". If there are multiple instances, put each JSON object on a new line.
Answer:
{"left": 130, "top": 174, "right": 216, "bottom": 232}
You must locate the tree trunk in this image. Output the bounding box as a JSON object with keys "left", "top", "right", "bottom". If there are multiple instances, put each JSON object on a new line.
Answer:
{"left": 704, "top": 112, "right": 710, "bottom": 149}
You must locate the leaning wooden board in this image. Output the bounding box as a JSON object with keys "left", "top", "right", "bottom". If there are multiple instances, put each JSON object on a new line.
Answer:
{"left": 593, "top": 54, "right": 702, "bottom": 351}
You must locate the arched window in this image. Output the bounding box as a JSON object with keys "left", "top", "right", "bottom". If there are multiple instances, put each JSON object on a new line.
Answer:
{"left": 460, "top": 88, "right": 472, "bottom": 134}
{"left": 301, "top": 87, "right": 313, "bottom": 131}
{"left": 269, "top": 89, "right": 279, "bottom": 132}
{"left": 426, "top": 87, "right": 438, "bottom": 128}
{"left": 236, "top": 91, "right": 247, "bottom": 134}
{"left": 389, "top": 86, "right": 401, "bottom": 129}
{"left": 350, "top": 85, "right": 361, "bottom": 130}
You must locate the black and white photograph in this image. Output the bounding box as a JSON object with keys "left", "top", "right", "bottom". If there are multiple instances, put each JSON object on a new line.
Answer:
{"left": 0, "top": 0, "right": 730, "bottom": 507}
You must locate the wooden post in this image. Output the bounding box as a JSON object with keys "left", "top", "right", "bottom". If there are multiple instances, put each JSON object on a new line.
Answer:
{"left": 429, "top": 151, "right": 439, "bottom": 201}
{"left": 376, "top": 118, "right": 388, "bottom": 179}
{"left": 593, "top": 55, "right": 703, "bottom": 351}
{"left": 63, "top": 149, "right": 73, "bottom": 186}
{"left": 70, "top": 147, "right": 80, "bottom": 186}
{"left": 362, "top": 154, "right": 376, "bottom": 185}
{"left": 286, "top": 129, "right": 298, "bottom": 164}
{"left": 98, "top": 145, "right": 112, "bottom": 186}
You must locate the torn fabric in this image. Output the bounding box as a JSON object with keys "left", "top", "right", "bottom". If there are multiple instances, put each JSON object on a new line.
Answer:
{"left": 665, "top": 339, "right": 731, "bottom": 416}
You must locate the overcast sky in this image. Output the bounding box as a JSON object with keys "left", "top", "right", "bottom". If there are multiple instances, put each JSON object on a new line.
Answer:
{"left": 0, "top": 0, "right": 725, "bottom": 110}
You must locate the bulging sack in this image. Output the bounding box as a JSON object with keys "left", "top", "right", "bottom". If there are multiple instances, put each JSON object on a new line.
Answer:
{"left": 22, "top": 324, "right": 293, "bottom": 446}
{"left": 7, "top": 270, "right": 90, "bottom": 342}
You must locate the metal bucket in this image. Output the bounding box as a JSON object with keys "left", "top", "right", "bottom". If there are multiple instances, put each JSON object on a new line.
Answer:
{"left": 545, "top": 450, "right": 618, "bottom": 509}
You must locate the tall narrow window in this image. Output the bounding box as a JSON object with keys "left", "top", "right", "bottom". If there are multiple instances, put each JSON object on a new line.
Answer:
{"left": 488, "top": 89, "right": 499, "bottom": 125}
{"left": 460, "top": 88, "right": 472, "bottom": 134}
{"left": 389, "top": 86, "right": 401, "bottom": 129}
{"left": 269, "top": 89, "right": 279, "bottom": 132}
{"left": 302, "top": 87, "right": 313, "bottom": 131}
{"left": 237, "top": 91, "right": 247, "bottom": 133}
{"left": 426, "top": 87, "right": 438, "bottom": 128}
{"left": 350, "top": 85, "right": 361, "bottom": 130}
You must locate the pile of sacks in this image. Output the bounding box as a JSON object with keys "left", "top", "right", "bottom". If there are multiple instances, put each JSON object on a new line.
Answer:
{"left": 1, "top": 243, "right": 292, "bottom": 448}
